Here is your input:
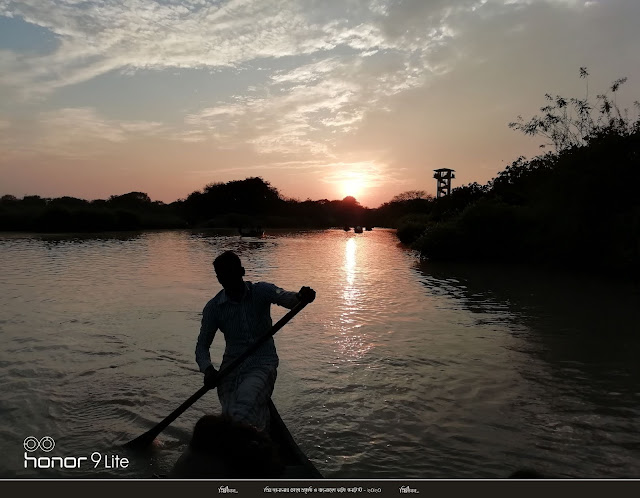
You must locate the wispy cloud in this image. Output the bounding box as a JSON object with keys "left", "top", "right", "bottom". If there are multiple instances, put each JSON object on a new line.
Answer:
{"left": 0, "top": 0, "right": 381, "bottom": 98}
{"left": 182, "top": 48, "right": 431, "bottom": 156}
{"left": 0, "top": 108, "right": 167, "bottom": 158}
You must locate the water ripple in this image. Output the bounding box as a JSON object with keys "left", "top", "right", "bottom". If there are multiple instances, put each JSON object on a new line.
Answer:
{"left": 0, "top": 230, "right": 639, "bottom": 478}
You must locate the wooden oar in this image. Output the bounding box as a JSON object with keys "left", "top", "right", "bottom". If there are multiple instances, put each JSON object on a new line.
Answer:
{"left": 124, "top": 299, "right": 310, "bottom": 449}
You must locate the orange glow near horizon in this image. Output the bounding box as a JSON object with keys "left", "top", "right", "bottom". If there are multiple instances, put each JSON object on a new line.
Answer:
{"left": 338, "top": 172, "right": 368, "bottom": 200}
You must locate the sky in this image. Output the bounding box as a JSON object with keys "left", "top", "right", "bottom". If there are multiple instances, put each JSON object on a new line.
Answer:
{"left": 1, "top": 0, "right": 639, "bottom": 208}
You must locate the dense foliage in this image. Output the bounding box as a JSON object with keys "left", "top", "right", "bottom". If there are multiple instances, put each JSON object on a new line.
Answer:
{"left": 0, "top": 192, "right": 186, "bottom": 232}
{"left": 398, "top": 70, "right": 640, "bottom": 277}
{"left": 0, "top": 178, "right": 376, "bottom": 232}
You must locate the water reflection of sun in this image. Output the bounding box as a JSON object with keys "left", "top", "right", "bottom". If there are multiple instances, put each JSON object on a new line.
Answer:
{"left": 337, "top": 237, "right": 372, "bottom": 361}
{"left": 345, "top": 238, "right": 356, "bottom": 286}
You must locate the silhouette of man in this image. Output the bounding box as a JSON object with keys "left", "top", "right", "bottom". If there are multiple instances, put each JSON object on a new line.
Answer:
{"left": 195, "top": 250, "right": 315, "bottom": 432}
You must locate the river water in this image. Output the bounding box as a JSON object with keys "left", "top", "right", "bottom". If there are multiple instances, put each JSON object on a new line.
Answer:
{"left": 0, "top": 229, "right": 639, "bottom": 479}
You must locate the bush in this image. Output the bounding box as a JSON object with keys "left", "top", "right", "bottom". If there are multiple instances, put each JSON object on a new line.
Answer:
{"left": 396, "top": 214, "right": 432, "bottom": 245}
{"left": 414, "top": 222, "right": 466, "bottom": 260}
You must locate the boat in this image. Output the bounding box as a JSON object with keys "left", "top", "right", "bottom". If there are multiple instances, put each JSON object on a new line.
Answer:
{"left": 354, "top": 226, "right": 363, "bottom": 233}
{"left": 167, "top": 399, "right": 322, "bottom": 479}
{"left": 268, "top": 399, "right": 323, "bottom": 479}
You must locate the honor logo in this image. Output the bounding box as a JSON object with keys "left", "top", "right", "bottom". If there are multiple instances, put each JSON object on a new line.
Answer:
{"left": 23, "top": 436, "right": 88, "bottom": 469}
{"left": 24, "top": 436, "right": 55, "bottom": 453}
{"left": 23, "top": 436, "right": 129, "bottom": 470}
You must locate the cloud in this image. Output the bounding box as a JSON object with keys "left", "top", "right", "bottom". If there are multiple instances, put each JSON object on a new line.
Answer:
{"left": 119, "top": 121, "right": 166, "bottom": 133}
{"left": 181, "top": 45, "right": 435, "bottom": 156}
{"left": 40, "top": 107, "right": 127, "bottom": 143}
{"left": 165, "top": 0, "right": 616, "bottom": 163}
{"left": 0, "top": 0, "right": 380, "bottom": 98}
{"left": 1, "top": 0, "right": 608, "bottom": 117}
{"left": 270, "top": 57, "right": 342, "bottom": 85}
{"left": 0, "top": 0, "right": 464, "bottom": 101}
{"left": 0, "top": 108, "right": 168, "bottom": 158}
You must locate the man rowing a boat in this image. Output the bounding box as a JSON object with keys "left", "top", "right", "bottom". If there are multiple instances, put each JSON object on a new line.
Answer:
{"left": 195, "top": 250, "right": 315, "bottom": 433}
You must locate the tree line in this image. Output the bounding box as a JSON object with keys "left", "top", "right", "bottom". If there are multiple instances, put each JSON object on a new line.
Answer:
{"left": 0, "top": 179, "right": 382, "bottom": 233}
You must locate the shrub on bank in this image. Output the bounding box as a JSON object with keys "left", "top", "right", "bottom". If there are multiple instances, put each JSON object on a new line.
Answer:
{"left": 396, "top": 214, "right": 432, "bottom": 245}
{"left": 413, "top": 200, "right": 536, "bottom": 261}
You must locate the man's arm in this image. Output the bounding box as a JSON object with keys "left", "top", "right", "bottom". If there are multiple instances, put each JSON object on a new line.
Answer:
{"left": 261, "top": 282, "right": 315, "bottom": 309}
{"left": 195, "top": 301, "right": 218, "bottom": 373}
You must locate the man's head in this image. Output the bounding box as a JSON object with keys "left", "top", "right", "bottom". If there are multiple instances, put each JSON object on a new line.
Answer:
{"left": 213, "top": 250, "right": 245, "bottom": 290}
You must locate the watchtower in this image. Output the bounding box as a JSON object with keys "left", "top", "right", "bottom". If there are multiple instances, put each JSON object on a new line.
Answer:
{"left": 433, "top": 168, "right": 455, "bottom": 198}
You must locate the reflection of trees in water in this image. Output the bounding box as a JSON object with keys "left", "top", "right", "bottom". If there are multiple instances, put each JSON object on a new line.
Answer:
{"left": 416, "top": 261, "right": 640, "bottom": 478}
{"left": 415, "top": 260, "right": 640, "bottom": 408}
{"left": 188, "top": 230, "right": 281, "bottom": 275}
{"left": 38, "top": 232, "right": 144, "bottom": 245}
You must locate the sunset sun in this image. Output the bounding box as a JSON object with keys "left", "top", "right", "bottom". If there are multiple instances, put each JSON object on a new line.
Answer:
{"left": 340, "top": 175, "right": 367, "bottom": 200}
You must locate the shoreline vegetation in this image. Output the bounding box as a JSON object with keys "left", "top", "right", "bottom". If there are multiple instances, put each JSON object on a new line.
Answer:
{"left": 0, "top": 184, "right": 378, "bottom": 233}
{"left": 399, "top": 69, "right": 640, "bottom": 280}
{"left": 1, "top": 70, "right": 638, "bottom": 278}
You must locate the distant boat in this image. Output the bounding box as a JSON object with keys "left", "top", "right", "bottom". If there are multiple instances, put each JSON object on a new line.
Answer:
{"left": 354, "top": 226, "right": 363, "bottom": 233}
{"left": 238, "top": 227, "right": 264, "bottom": 237}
